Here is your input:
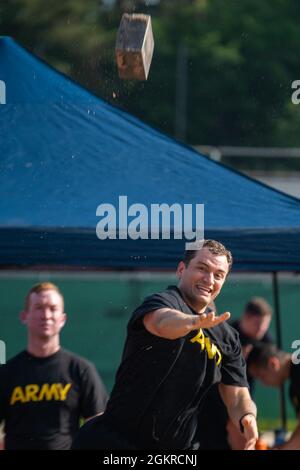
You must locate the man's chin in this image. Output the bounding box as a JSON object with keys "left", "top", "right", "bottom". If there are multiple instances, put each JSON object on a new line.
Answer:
{"left": 195, "top": 293, "right": 211, "bottom": 305}
{"left": 38, "top": 331, "right": 54, "bottom": 339}
{"left": 190, "top": 295, "right": 210, "bottom": 311}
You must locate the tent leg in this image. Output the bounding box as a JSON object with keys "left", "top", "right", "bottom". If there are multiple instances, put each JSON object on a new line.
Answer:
{"left": 272, "top": 271, "right": 287, "bottom": 431}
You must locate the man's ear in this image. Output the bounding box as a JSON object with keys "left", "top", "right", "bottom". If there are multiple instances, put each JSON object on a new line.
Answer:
{"left": 20, "top": 311, "right": 27, "bottom": 324}
{"left": 176, "top": 261, "right": 185, "bottom": 279}
{"left": 60, "top": 313, "right": 67, "bottom": 329}
{"left": 268, "top": 356, "right": 281, "bottom": 371}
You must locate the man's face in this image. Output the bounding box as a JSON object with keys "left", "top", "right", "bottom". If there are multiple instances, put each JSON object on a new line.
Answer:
{"left": 21, "top": 289, "right": 66, "bottom": 339}
{"left": 242, "top": 314, "right": 271, "bottom": 340}
{"left": 177, "top": 248, "right": 229, "bottom": 312}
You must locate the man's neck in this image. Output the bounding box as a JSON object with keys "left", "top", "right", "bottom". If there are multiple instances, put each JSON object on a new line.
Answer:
{"left": 239, "top": 317, "right": 255, "bottom": 338}
{"left": 27, "top": 336, "right": 60, "bottom": 358}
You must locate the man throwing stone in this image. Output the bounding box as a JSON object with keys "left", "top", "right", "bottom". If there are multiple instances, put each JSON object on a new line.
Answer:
{"left": 73, "top": 239, "right": 258, "bottom": 450}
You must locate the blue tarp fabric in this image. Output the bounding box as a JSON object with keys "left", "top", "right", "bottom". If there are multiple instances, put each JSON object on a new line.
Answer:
{"left": 1, "top": 37, "right": 300, "bottom": 271}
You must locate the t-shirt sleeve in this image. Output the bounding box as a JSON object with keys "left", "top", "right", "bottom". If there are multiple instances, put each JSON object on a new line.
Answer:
{"left": 220, "top": 327, "right": 249, "bottom": 388}
{"left": 79, "top": 362, "right": 109, "bottom": 420}
{"left": 129, "top": 291, "right": 180, "bottom": 331}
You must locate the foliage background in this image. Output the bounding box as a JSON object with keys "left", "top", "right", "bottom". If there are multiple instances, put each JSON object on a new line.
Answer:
{"left": 2, "top": 0, "right": 300, "bottom": 155}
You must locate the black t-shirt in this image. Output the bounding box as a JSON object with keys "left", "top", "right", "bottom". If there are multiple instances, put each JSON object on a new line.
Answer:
{"left": 289, "top": 362, "right": 300, "bottom": 416}
{"left": 104, "top": 286, "right": 248, "bottom": 450}
{"left": 0, "top": 348, "right": 108, "bottom": 449}
{"left": 231, "top": 319, "right": 274, "bottom": 391}
{"left": 196, "top": 383, "right": 231, "bottom": 449}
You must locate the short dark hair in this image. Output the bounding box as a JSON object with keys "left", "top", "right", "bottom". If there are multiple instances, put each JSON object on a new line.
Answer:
{"left": 247, "top": 343, "right": 285, "bottom": 369}
{"left": 244, "top": 297, "right": 272, "bottom": 318}
{"left": 183, "top": 239, "right": 233, "bottom": 271}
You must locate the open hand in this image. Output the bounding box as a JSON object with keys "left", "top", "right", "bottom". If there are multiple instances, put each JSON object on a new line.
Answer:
{"left": 241, "top": 414, "right": 259, "bottom": 450}
{"left": 194, "top": 311, "right": 231, "bottom": 329}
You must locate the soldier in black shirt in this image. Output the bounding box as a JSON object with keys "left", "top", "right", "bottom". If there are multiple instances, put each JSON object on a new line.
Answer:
{"left": 0, "top": 282, "right": 108, "bottom": 449}
{"left": 231, "top": 297, "right": 274, "bottom": 392}
{"left": 248, "top": 342, "right": 300, "bottom": 450}
{"left": 73, "top": 240, "right": 258, "bottom": 450}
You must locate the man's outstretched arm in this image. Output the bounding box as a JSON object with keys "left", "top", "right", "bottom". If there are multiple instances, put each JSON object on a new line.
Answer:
{"left": 143, "top": 308, "right": 230, "bottom": 340}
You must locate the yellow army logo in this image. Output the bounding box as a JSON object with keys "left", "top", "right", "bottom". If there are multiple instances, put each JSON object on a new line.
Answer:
{"left": 10, "top": 383, "right": 72, "bottom": 405}
{"left": 190, "top": 329, "right": 222, "bottom": 365}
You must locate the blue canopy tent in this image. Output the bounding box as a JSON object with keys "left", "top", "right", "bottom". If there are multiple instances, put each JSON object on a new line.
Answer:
{"left": 1, "top": 36, "right": 300, "bottom": 273}
{"left": 1, "top": 35, "right": 300, "bottom": 429}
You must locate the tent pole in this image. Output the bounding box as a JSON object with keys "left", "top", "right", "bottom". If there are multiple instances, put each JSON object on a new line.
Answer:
{"left": 272, "top": 271, "right": 287, "bottom": 431}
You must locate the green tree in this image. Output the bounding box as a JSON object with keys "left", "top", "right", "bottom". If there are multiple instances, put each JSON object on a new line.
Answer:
{"left": 2, "top": 0, "right": 300, "bottom": 149}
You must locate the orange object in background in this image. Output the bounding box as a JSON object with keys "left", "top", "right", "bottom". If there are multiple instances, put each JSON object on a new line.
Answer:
{"left": 255, "top": 438, "right": 269, "bottom": 450}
